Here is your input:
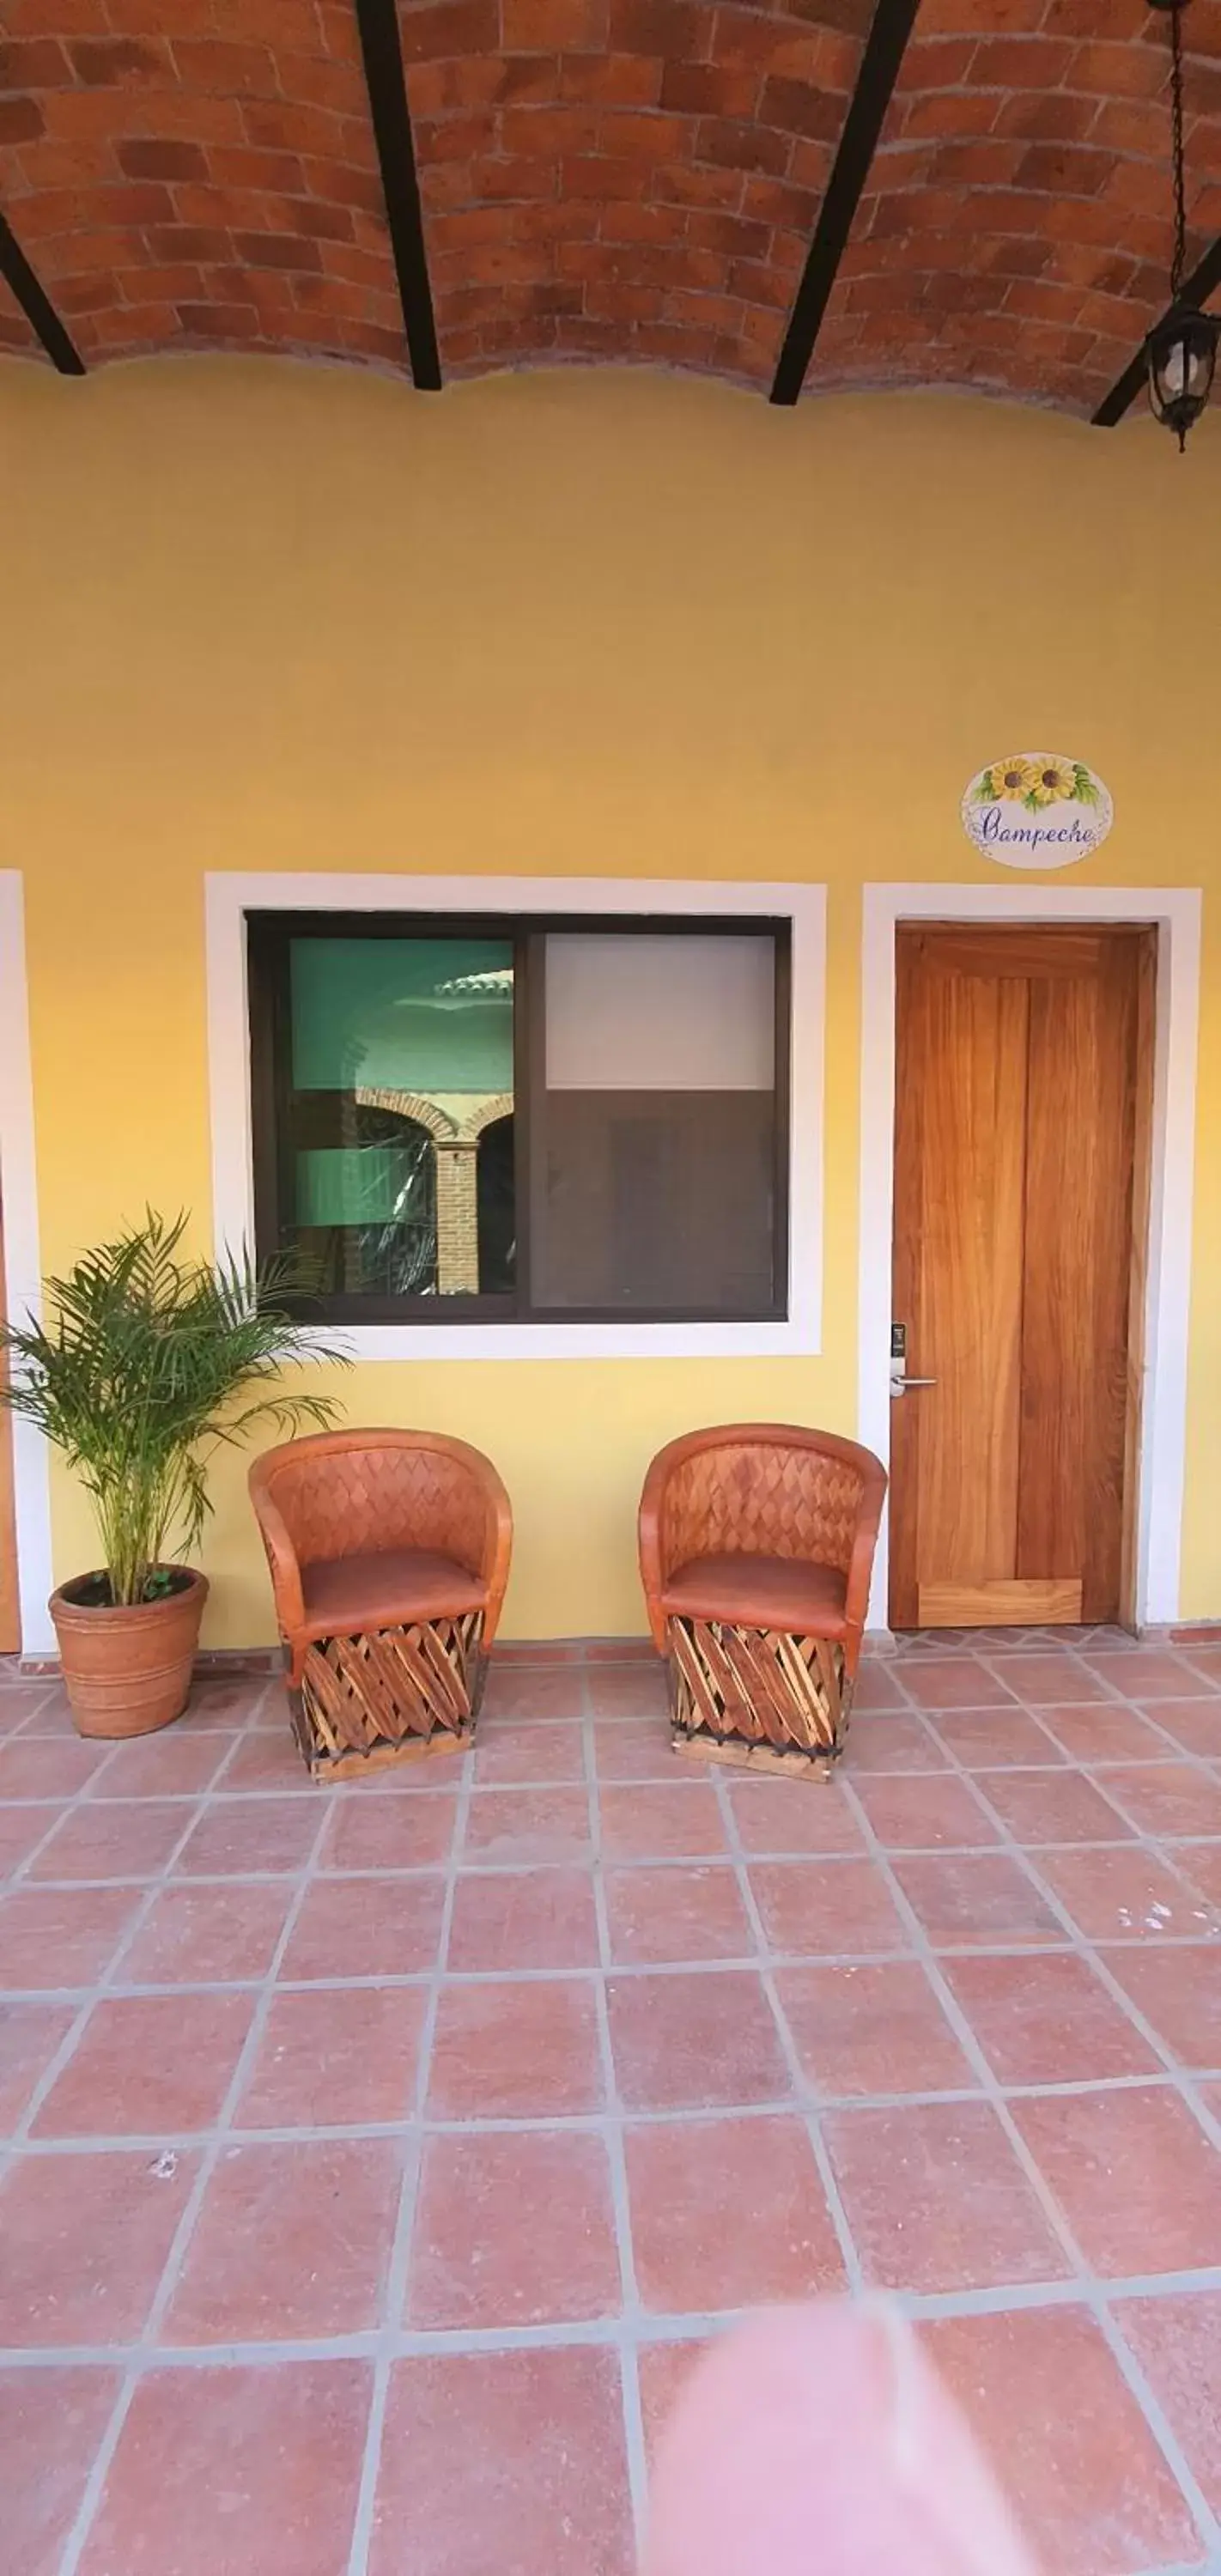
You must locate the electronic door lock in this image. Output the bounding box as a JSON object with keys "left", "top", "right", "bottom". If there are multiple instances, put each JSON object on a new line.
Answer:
{"left": 890, "top": 1321, "right": 936, "bottom": 1395}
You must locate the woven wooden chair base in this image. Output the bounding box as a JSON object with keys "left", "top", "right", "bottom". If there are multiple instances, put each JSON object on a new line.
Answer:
{"left": 666, "top": 1615, "right": 852, "bottom": 1779}
{"left": 291, "top": 1610, "right": 484, "bottom": 1783}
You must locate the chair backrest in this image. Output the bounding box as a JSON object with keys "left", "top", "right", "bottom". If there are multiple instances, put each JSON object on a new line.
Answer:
{"left": 249, "top": 1427, "right": 494, "bottom": 1577}
{"left": 649, "top": 1424, "right": 886, "bottom": 1581}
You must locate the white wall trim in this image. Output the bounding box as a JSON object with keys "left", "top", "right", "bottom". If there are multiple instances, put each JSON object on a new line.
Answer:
{"left": 0, "top": 874, "right": 54, "bottom": 1656}
{"left": 206, "top": 872, "right": 826, "bottom": 1360}
{"left": 858, "top": 883, "right": 1201, "bottom": 1630}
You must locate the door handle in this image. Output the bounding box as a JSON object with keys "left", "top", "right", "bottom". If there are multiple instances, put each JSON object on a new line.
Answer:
{"left": 890, "top": 1373, "right": 938, "bottom": 1396}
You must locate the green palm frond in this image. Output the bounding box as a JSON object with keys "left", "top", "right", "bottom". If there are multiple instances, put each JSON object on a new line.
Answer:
{"left": 0, "top": 1211, "right": 349, "bottom": 1606}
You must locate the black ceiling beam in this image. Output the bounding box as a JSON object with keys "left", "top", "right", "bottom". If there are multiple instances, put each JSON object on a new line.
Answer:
{"left": 353, "top": 0, "right": 442, "bottom": 391}
{"left": 1092, "top": 234, "right": 1221, "bottom": 426}
{"left": 770, "top": 0, "right": 920, "bottom": 406}
{"left": 0, "top": 210, "right": 85, "bottom": 375}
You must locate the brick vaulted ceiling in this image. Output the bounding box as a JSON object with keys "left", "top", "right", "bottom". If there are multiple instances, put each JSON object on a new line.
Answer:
{"left": 1, "top": 0, "right": 1220, "bottom": 416}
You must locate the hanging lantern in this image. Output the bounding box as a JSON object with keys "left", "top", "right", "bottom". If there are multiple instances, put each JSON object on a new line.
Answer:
{"left": 1145, "top": 0, "right": 1218, "bottom": 450}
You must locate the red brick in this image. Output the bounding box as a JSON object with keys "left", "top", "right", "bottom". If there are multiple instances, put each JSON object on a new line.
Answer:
{"left": 758, "top": 76, "right": 844, "bottom": 141}
{"left": 659, "top": 62, "right": 758, "bottom": 117}
{"left": 562, "top": 149, "right": 652, "bottom": 193}
{"left": 398, "top": 0, "right": 501, "bottom": 64}
{"left": 1015, "top": 140, "right": 1120, "bottom": 195}
{"left": 67, "top": 37, "right": 169, "bottom": 86}
{"left": 696, "top": 114, "right": 792, "bottom": 175}
{"left": 115, "top": 137, "right": 209, "bottom": 181}
{"left": 499, "top": 101, "right": 596, "bottom": 151}
{"left": 558, "top": 51, "right": 661, "bottom": 105}
{"left": 608, "top": 0, "right": 709, "bottom": 59}
{"left": 502, "top": 0, "right": 601, "bottom": 44}
{"left": 0, "top": 38, "right": 75, "bottom": 88}
{"left": 901, "top": 91, "right": 998, "bottom": 141}
{"left": 966, "top": 36, "right": 1076, "bottom": 86}
{"left": 0, "top": 98, "right": 45, "bottom": 143}
{"left": 993, "top": 89, "right": 1098, "bottom": 142}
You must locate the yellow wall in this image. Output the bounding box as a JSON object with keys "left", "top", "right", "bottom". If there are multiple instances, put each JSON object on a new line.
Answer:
{"left": 2, "top": 357, "right": 1218, "bottom": 1640}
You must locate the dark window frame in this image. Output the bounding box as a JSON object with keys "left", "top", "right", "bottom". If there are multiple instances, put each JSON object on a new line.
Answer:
{"left": 247, "top": 909, "right": 793, "bottom": 1327}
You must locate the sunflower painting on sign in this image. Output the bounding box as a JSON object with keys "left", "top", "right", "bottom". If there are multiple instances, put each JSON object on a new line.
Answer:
{"left": 962, "top": 754, "right": 1114, "bottom": 869}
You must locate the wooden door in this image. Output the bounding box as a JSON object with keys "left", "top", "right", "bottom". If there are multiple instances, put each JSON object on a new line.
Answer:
{"left": 0, "top": 1183, "right": 20, "bottom": 1653}
{"left": 890, "top": 924, "right": 1154, "bottom": 1629}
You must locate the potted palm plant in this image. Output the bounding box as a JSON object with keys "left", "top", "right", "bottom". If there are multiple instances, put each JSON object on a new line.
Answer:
{"left": 0, "top": 1212, "right": 345, "bottom": 1739}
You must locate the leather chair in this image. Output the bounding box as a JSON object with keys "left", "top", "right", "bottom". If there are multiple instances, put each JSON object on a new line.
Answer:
{"left": 639, "top": 1423, "right": 886, "bottom": 1776}
{"left": 249, "top": 1427, "right": 512, "bottom": 1781}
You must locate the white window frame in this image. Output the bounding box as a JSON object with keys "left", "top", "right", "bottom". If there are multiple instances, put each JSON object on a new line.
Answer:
{"left": 206, "top": 873, "right": 826, "bottom": 1359}
{"left": 0, "top": 872, "right": 55, "bottom": 1656}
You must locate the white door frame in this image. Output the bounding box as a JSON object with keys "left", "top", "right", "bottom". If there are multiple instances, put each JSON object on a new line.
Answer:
{"left": 858, "top": 884, "right": 1202, "bottom": 1631}
{"left": 0, "top": 874, "right": 54, "bottom": 1657}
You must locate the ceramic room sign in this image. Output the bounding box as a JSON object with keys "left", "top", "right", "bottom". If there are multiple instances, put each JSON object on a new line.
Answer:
{"left": 962, "top": 754, "right": 1114, "bottom": 868}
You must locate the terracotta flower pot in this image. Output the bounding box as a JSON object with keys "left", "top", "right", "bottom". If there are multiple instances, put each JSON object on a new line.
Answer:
{"left": 49, "top": 1569, "right": 210, "bottom": 1741}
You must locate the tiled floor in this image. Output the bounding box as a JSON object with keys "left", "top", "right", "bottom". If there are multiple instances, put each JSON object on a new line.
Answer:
{"left": 3, "top": 1632, "right": 1221, "bottom": 2573}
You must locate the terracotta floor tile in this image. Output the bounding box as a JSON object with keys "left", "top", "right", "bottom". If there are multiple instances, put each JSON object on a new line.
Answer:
{"left": 32, "top": 1990, "right": 255, "bottom": 2138}
{"left": 237, "top": 1983, "right": 428, "bottom": 2126}
{"left": 726, "top": 1777, "right": 866, "bottom": 1854}
{"left": 1117, "top": 2290, "right": 1221, "bottom": 2517}
{"left": 989, "top": 1656, "right": 1112, "bottom": 1705}
{"left": 27, "top": 1799, "right": 198, "bottom": 1883}
{"left": 0, "top": 1739, "right": 116, "bottom": 1799}
{"left": 428, "top": 1977, "right": 604, "bottom": 2117}
{"left": 841, "top": 1713, "right": 947, "bottom": 1772}
{"left": 604, "top": 1862, "right": 753, "bottom": 1965}
{"left": 1132, "top": 1700, "right": 1221, "bottom": 1758}
{"left": 637, "top": 2338, "right": 715, "bottom": 2464}
{"left": 474, "top": 1720, "right": 586, "bottom": 1783}
{"left": 626, "top": 2113, "right": 845, "bottom": 2311}
{"left": 749, "top": 1857, "right": 911, "bottom": 1956}
{"left": 1036, "top": 1703, "right": 1171, "bottom": 1764}
{"left": 0, "top": 1999, "right": 76, "bottom": 2131}
{"left": 88, "top": 1732, "right": 240, "bottom": 1797}
{"left": 1180, "top": 1844, "right": 1221, "bottom": 1907}
{"left": 174, "top": 1797, "right": 321, "bottom": 1876}
{"left": 480, "top": 1665, "right": 586, "bottom": 1722}
{"left": 924, "top": 2305, "right": 1202, "bottom": 2575}
{"left": 121, "top": 1879, "right": 295, "bottom": 1984}
{"left": 923, "top": 1708, "right": 1062, "bottom": 1771}
{"left": 1099, "top": 1944, "right": 1221, "bottom": 2069}
{"left": 892, "top": 1850, "right": 1066, "bottom": 1947}
{"left": 462, "top": 1786, "right": 592, "bottom": 1864}
{"left": 599, "top": 1781, "right": 726, "bottom": 1861}
{"left": 587, "top": 1663, "right": 670, "bottom": 1718}
{"left": 592, "top": 1716, "right": 680, "bottom": 1780}
{"left": 607, "top": 1970, "right": 792, "bottom": 2111}
{"left": 319, "top": 1790, "right": 458, "bottom": 1872}
{"left": 0, "top": 1682, "right": 64, "bottom": 1732}
{"left": 1012, "top": 2085, "right": 1221, "bottom": 2275}
{"left": 979, "top": 1769, "right": 1136, "bottom": 1846}
{"left": 775, "top": 1959, "right": 975, "bottom": 2097}
{"left": 371, "top": 2348, "right": 633, "bottom": 2576}
{"left": 9, "top": 1691, "right": 78, "bottom": 1738}
{"left": 408, "top": 2128, "right": 620, "bottom": 2326}
{"left": 943, "top": 1952, "right": 1159, "bottom": 2085}
{"left": 77, "top": 2360, "right": 372, "bottom": 2576}
{"left": 849, "top": 1663, "right": 909, "bottom": 1712}
{"left": 1032, "top": 1842, "right": 1217, "bottom": 1943}
{"left": 853, "top": 1773, "right": 999, "bottom": 1850}
{"left": 210, "top": 1728, "right": 313, "bottom": 1792}
{"left": 893, "top": 1657, "right": 1019, "bottom": 1710}
{"left": 0, "top": 1886, "right": 145, "bottom": 1990}
{"left": 446, "top": 1867, "right": 600, "bottom": 1971}
{"left": 0, "top": 2146, "right": 199, "bottom": 2344}
{"left": 183, "top": 1676, "right": 271, "bottom": 1725}
{"left": 1092, "top": 1764, "right": 1221, "bottom": 1841}
{"left": 164, "top": 2137, "right": 402, "bottom": 2341}
{"left": 1085, "top": 1648, "right": 1218, "bottom": 1700}
{"left": 0, "top": 1803, "right": 67, "bottom": 1879}
{"left": 824, "top": 2099, "right": 1072, "bottom": 2292}
{"left": 0, "top": 2366, "right": 120, "bottom": 2576}
{"left": 279, "top": 1872, "right": 446, "bottom": 1979}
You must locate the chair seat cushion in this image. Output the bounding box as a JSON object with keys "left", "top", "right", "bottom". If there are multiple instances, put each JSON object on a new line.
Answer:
{"left": 661, "top": 1551, "right": 847, "bottom": 1637}
{"left": 301, "top": 1547, "right": 485, "bottom": 1636}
